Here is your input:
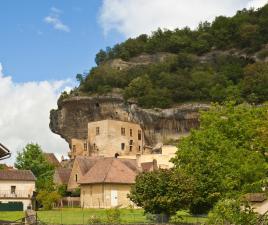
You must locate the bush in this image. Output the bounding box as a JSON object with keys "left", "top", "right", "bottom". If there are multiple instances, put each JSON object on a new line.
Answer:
{"left": 257, "top": 49, "right": 268, "bottom": 60}
{"left": 87, "top": 215, "right": 101, "bottom": 224}
{"left": 208, "top": 199, "right": 258, "bottom": 225}
{"left": 36, "top": 190, "right": 61, "bottom": 210}
{"left": 105, "top": 207, "right": 121, "bottom": 224}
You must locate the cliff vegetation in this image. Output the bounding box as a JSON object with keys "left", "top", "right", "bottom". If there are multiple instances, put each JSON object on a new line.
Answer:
{"left": 63, "top": 4, "right": 268, "bottom": 109}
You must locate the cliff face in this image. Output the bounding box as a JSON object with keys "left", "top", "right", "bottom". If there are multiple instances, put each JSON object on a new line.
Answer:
{"left": 50, "top": 94, "right": 209, "bottom": 147}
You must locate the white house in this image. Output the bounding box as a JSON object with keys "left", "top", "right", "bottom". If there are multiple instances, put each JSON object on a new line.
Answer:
{"left": 0, "top": 170, "right": 36, "bottom": 210}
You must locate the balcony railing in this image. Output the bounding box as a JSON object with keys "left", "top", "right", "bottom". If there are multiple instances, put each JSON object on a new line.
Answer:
{"left": 0, "top": 190, "right": 33, "bottom": 199}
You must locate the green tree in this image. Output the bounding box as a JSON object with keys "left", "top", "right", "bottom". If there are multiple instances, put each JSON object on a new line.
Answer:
{"left": 208, "top": 199, "right": 259, "bottom": 225}
{"left": 36, "top": 190, "right": 61, "bottom": 210}
{"left": 15, "top": 143, "right": 55, "bottom": 190}
{"left": 172, "top": 102, "right": 268, "bottom": 214}
{"left": 128, "top": 169, "right": 195, "bottom": 218}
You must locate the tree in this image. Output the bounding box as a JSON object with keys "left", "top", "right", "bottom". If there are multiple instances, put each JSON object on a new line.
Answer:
{"left": 241, "top": 62, "right": 268, "bottom": 103}
{"left": 128, "top": 169, "right": 195, "bottom": 218}
{"left": 172, "top": 102, "right": 268, "bottom": 214}
{"left": 208, "top": 199, "right": 259, "bottom": 225}
{"left": 15, "top": 143, "right": 55, "bottom": 190}
{"left": 36, "top": 190, "right": 61, "bottom": 210}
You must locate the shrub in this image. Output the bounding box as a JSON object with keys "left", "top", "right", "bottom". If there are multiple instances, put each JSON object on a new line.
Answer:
{"left": 87, "top": 215, "right": 101, "bottom": 224}
{"left": 105, "top": 207, "right": 121, "bottom": 224}
{"left": 37, "top": 190, "right": 61, "bottom": 210}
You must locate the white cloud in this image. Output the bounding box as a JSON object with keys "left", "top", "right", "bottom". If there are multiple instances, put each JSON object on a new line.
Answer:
{"left": 99, "top": 0, "right": 267, "bottom": 37}
{"left": 0, "top": 63, "right": 74, "bottom": 165}
{"left": 44, "top": 7, "right": 70, "bottom": 32}
{"left": 247, "top": 0, "right": 268, "bottom": 8}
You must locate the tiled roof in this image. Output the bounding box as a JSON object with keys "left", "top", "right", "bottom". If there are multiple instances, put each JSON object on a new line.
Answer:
{"left": 44, "top": 153, "right": 60, "bottom": 167}
{"left": 79, "top": 158, "right": 138, "bottom": 185}
{"left": 0, "top": 170, "right": 36, "bottom": 181}
{"left": 54, "top": 168, "right": 72, "bottom": 184}
{"left": 76, "top": 156, "right": 99, "bottom": 175}
{"left": 0, "top": 143, "right": 11, "bottom": 160}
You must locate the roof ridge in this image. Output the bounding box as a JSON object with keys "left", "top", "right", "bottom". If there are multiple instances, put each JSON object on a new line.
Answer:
{"left": 102, "top": 158, "right": 114, "bottom": 183}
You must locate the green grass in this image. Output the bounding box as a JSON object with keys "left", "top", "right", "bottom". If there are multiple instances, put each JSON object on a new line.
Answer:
{"left": 0, "top": 208, "right": 208, "bottom": 224}
{"left": 0, "top": 208, "right": 147, "bottom": 224}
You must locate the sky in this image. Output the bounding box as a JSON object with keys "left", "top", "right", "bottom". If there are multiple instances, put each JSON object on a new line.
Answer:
{"left": 0, "top": 0, "right": 267, "bottom": 164}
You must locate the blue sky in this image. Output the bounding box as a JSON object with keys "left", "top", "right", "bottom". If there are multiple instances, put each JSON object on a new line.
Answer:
{"left": 0, "top": 0, "right": 124, "bottom": 83}
{"left": 0, "top": 0, "right": 266, "bottom": 164}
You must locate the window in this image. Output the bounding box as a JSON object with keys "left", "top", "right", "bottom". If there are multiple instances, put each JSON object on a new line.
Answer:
{"left": 84, "top": 143, "right": 87, "bottom": 151}
{"left": 11, "top": 186, "right": 16, "bottom": 194}
{"left": 75, "top": 174, "right": 78, "bottom": 182}
{"left": 130, "top": 140, "right": 133, "bottom": 145}
{"left": 130, "top": 129, "right": 133, "bottom": 137}
{"left": 129, "top": 146, "right": 133, "bottom": 152}
{"left": 73, "top": 145, "right": 76, "bottom": 152}
{"left": 139, "top": 146, "right": 141, "bottom": 151}
{"left": 121, "top": 143, "right": 125, "bottom": 150}
{"left": 96, "top": 127, "right": 100, "bottom": 135}
{"left": 121, "top": 127, "right": 125, "bottom": 136}
{"left": 138, "top": 130, "right": 142, "bottom": 140}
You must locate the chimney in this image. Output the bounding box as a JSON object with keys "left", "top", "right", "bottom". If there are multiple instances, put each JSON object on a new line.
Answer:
{"left": 153, "top": 159, "right": 158, "bottom": 171}
{"left": 136, "top": 153, "right": 142, "bottom": 167}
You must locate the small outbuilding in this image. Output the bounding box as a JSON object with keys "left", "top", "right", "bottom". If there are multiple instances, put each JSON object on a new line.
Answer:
{"left": 79, "top": 157, "right": 138, "bottom": 208}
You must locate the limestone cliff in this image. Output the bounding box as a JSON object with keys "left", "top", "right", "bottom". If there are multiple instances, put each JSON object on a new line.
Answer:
{"left": 50, "top": 94, "right": 209, "bottom": 148}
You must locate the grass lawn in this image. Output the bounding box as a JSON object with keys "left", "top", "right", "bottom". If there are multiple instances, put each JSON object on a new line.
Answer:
{"left": 0, "top": 208, "right": 147, "bottom": 224}
{"left": 0, "top": 208, "right": 207, "bottom": 224}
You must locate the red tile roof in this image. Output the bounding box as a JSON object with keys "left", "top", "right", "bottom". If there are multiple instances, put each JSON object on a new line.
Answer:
{"left": 0, "top": 170, "right": 36, "bottom": 181}
{"left": 78, "top": 158, "right": 138, "bottom": 185}
{"left": 44, "top": 153, "right": 60, "bottom": 167}
{"left": 54, "top": 168, "right": 72, "bottom": 184}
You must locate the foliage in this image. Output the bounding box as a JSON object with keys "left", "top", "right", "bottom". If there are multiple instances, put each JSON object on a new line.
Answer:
{"left": 69, "top": 4, "right": 268, "bottom": 108}
{"left": 15, "top": 143, "right": 55, "bottom": 191}
{"left": 87, "top": 215, "right": 101, "bottom": 224}
{"left": 172, "top": 102, "right": 268, "bottom": 214}
{"left": 128, "top": 169, "right": 195, "bottom": 217}
{"left": 0, "top": 164, "right": 4, "bottom": 170}
{"left": 57, "top": 184, "right": 69, "bottom": 197}
{"left": 36, "top": 190, "right": 61, "bottom": 210}
{"left": 208, "top": 199, "right": 259, "bottom": 225}
{"left": 105, "top": 207, "right": 121, "bottom": 224}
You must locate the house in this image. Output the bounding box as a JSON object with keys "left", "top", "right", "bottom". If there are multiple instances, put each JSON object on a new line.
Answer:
{"left": 69, "top": 120, "right": 144, "bottom": 159}
{"left": 0, "top": 143, "right": 11, "bottom": 160}
{"left": 0, "top": 170, "right": 36, "bottom": 210}
{"left": 53, "top": 168, "right": 72, "bottom": 186}
{"left": 78, "top": 157, "right": 139, "bottom": 208}
{"left": 245, "top": 193, "right": 268, "bottom": 215}
{"left": 67, "top": 156, "right": 98, "bottom": 191}
{"left": 44, "top": 153, "right": 60, "bottom": 168}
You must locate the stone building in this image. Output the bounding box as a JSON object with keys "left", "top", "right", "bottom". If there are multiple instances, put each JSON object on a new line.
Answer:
{"left": 0, "top": 170, "right": 36, "bottom": 210}
{"left": 69, "top": 120, "right": 144, "bottom": 159}
{"left": 79, "top": 157, "right": 139, "bottom": 208}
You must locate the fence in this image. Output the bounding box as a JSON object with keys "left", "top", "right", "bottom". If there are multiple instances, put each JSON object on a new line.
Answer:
{"left": 33, "top": 209, "right": 208, "bottom": 225}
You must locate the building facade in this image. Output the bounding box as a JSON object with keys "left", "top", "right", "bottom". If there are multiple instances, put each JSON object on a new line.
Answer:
{"left": 69, "top": 120, "right": 144, "bottom": 159}
{"left": 0, "top": 170, "right": 36, "bottom": 210}
{"left": 79, "top": 157, "right": 138, "bottom": 208}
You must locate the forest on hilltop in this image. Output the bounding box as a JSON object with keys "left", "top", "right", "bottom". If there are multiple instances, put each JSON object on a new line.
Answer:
{"left": 70, "top": 4, "right": 268, "bottom": 108}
